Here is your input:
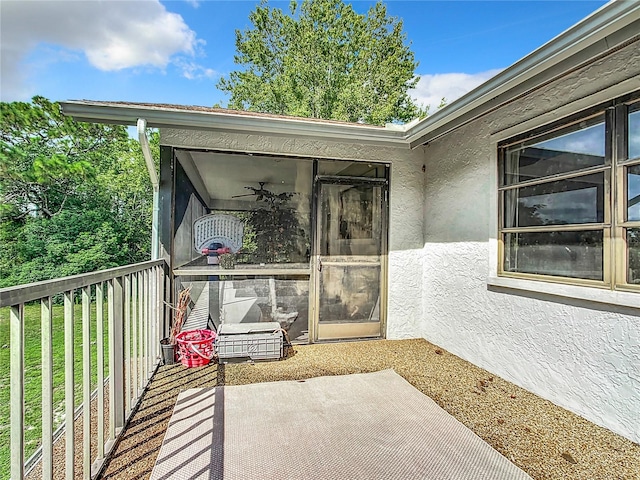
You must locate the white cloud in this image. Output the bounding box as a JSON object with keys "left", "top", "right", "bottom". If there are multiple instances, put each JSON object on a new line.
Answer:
{"left": 0, "top": 0, "right": 205, "bottom": 100}
{"left": 537, "top": 123, "right": 605, "bottom": 157}
{"left": 174, "top": 59, "right": 217, "bottom": 80}
{"left": 410, "top": 69, "right": 503, "bottom": 114}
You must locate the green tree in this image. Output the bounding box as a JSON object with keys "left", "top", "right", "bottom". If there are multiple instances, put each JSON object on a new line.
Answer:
{"left": 0, "top": 97, "right": 154, "bottom": 287}
{"left": 0, "top": 96, "right": 127, "bottom": 219}
{"left": 247, "top": 190, "right": 308, "bottom": 263}
{"left": 218, "top": 0, "right": 425, "bottom": 125}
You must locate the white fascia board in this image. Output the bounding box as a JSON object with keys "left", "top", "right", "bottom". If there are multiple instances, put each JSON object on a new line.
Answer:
{"left": 405, "top": 1, "right": 640, "bottom": 148}
{"left": 59, "top": 101, "right": 409, "bottom": 149}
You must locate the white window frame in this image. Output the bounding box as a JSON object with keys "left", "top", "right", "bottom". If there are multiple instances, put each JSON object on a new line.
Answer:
{"left": 487, "top": 78, "right": 640, "bottom": 309}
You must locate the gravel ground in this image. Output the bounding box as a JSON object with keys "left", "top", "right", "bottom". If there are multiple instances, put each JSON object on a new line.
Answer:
{"left": 26, "top": 386, "right": 110, "bottom": 480}
{"left": 99, "top": 338, "right": 639, "bottom": 480}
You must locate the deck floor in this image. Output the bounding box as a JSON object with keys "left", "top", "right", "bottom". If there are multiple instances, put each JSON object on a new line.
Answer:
{"left": 98, "top": 339, "right": 640, "bottom": 480}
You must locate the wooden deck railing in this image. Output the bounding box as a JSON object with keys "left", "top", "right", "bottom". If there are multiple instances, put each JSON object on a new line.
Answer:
{"left": 0, "top": 260, "right": 169, "bottom": 480}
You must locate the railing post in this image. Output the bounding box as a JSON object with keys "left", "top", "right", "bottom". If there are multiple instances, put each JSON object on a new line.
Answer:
{"left": 151, "top": 267, "right": 157, "bottom": 370}
{"left": 82, "top": 286, "right": 92, "bottom": 479}
{"left": 41, "top": 297, "right": 53, "bottom": 480}
{"left": 138, "top": 272, "right": 144, "bottom": 397}
{"left": 131, "top": 274, "right": 139, "bottom": 406}
{"left": 160, "top": 266, "right": 167, "bottom": 347}
{"left": 159, "top": 266, "right": 166, "bottom": 339}
{"left": 64, "top": 290, "right": 75, "bottom": 480}
{"left": 108, "top": 277, "right": 125, "bottom": 438}
{"left": 96, "top": 283, "right": 105, "bottom": 463}
{"left": 164, "top": 270, "right": 171, "bottom": 340}
{"left": 10, "top": 303, "right": 24, "bottom": 480}
{"left": 157, "top": 266, "right": 162, "bottom": 362}
{"left": 149, "top": 268, "right": 156, "bottom": 369}
{"left": 141, "top": 272, "right": 147, "bottom": 384}
{"left": 124, "top": 275, "right": 131, "bottom": 418}
{"left": 144, "top": 269, "right": 151, "bottom": 380}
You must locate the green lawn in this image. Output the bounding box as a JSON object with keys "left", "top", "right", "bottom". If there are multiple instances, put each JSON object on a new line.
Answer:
{"left": 0, "top": 301, "right": 110, "bottom": 479}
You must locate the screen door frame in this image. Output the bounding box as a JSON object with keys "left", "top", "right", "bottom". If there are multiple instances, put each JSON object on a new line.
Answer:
{"left": 311, "top": 175, "right": 389, "bottom": 341}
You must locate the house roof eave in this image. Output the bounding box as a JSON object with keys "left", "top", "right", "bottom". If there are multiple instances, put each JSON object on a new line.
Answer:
{"left": 59, "top": 2, "right": 639, "bottom": 151}
{"left": 59, "top": 101, "right": 410, "bottom": 149}
{"left": 405, "top": 0, "right": 640, "bottom": 148}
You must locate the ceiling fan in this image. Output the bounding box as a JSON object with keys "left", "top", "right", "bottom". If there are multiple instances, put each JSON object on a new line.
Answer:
{"left": 232, "top": 182, "right": 295, "bottom": 202}
{"left": 231, "top": 182, "right": 272, "bottom": 201}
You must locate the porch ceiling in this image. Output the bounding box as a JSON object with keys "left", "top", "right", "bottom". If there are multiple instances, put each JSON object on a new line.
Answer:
{"left": 178, "top": 150, "right": 308, "bottom": 210}
{"left": 178, "top": 149, "right": 382, "bottom": 209}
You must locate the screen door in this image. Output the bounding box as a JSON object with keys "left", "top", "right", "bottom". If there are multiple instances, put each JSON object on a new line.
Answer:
{"left": 314, "top": 177, "right": 387, "bottom": 340}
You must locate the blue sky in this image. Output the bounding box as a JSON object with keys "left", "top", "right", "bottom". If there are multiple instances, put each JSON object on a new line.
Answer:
{"left": 1, "top": 0, "right": 608, "bottom": 113}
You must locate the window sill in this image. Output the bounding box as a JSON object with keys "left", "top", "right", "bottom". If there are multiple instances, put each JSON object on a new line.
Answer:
{"left": 487, "top": 276, "right": 639, "bottom": 310}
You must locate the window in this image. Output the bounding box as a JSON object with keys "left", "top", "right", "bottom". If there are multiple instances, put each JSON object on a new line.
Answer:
{"left": 498, "top": 95, "right": 640, "bottom": 291}
{"left": 628, "top": 104, "right": 640, "bottom": 284}
{"left": 203, "top": 154, "right": 313, "bottom": 265}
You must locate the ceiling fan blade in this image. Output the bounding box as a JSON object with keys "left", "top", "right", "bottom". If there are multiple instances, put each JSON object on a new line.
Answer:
{"left": 231, "top": 193, "right": 256, "bottom": 198}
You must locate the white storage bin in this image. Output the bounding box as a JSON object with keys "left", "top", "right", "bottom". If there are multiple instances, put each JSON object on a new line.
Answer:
{"left": 216, "top": 322, "right": 283, "bottom": 363}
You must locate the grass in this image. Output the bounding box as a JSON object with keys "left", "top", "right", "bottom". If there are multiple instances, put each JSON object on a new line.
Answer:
{"left": 0, "top": 300, "right": 109, "bottom": 479}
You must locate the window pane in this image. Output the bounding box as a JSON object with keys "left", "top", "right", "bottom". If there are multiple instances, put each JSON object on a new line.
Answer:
{"left": 319, "top": 183, "right": 383, "bottom": 257}
{"left": 504, "top": 231, "right": 603, "bottom": 280}
{"left": 629, "top": 228, "right": 640, "bottom": 285}
{"left": 503, "top": 116, "right": 605, "bottom": 186}
{"left": 629, "top": 105, "right": 640, "bottom": 160}
{"left": 200, "top": 278, "right": 309, "bottom": 341}
{"left": 186, "top": 154, "right": 313, "bottom": 265}
{"left": 319, "top": 265, "right": 380, "bottom": 324}
{"left": 628, "top": 164, "right": 640, "bottom": 221}
{"left": 504, "top": 173, "right": 604, "bottom": 227}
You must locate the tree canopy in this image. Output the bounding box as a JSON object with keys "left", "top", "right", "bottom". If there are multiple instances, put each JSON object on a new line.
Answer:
{"left": 217, "top": 0, "right": 425, "bottom": 125}
{"left": 0, "top": 97, "right": 154, "bottom": 287}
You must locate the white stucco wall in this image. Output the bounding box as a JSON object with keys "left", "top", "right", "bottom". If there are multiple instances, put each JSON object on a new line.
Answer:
{"left": 161, "top": 129, "right": 425, "bottom": 339}
{"left": 422, "top": 42, "right": 640, "bottom": 443}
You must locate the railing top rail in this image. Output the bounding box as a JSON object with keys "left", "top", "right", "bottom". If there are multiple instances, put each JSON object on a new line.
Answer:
{"left": 0, "top": 259, "right": 166, "bottom": 307}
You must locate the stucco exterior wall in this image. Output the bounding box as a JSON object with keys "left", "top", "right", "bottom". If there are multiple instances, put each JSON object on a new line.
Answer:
{"left": 423, "top": 42, "right": 640, "bottom": 442}
{"left": 161, "top": 129, "right": 425, "bottom": 339}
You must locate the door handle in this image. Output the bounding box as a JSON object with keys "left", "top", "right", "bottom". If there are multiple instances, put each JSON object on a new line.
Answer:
{"left": 317, "top": 256, "right": 323, "bottom": 272}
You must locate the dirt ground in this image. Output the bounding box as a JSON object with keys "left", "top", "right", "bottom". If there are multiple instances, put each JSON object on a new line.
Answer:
{"left": 98, "top": 338, "right": 639, "bottom": 480}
